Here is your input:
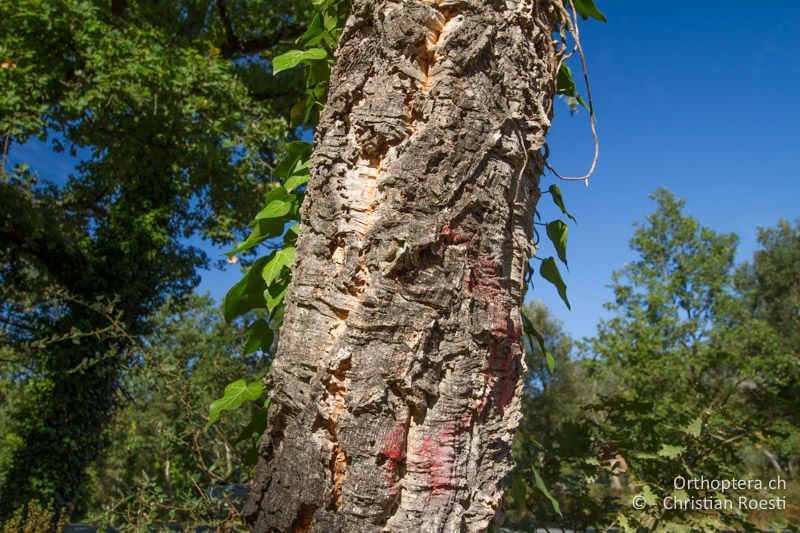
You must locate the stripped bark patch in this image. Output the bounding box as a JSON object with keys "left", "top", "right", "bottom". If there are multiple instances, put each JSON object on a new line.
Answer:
{"left": 289, "top": 503, "right": 317, "bottom": 533}
{"left": 416, "top": 7, "right": 450, "bottom": 92}
{"left": 324, "top": 355, "right": 352, "bottom": 509}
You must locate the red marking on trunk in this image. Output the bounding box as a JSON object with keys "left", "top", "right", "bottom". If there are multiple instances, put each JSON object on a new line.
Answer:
{"left": 414, "top": 423, "right": 459, "bottom": 497}
{"left": 484, "top": 335, "right": 522, "bottom": 416}
{"left": 442, "top": 223, "right": 470, "bottom": 245}
{"left": 466, "top": 255, "right": 503, "bottom": 301}
{"left": 381, "top": 422, "right": 408, "bottom": 463}
{"left": 381, "top": 422, "right": 408, "bottom": 495}
{"left": 436, "top": 220, "right": 472, "bottom": 256}
{"left": 490, "top": 303, "right": 513, "bottom": 339}
{"left": 462, "top": 248, "right": 524, "bottom": 417}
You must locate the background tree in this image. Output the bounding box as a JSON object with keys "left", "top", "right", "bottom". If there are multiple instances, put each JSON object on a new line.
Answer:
{"left": 504, "top": 302, "right": 612, "bottom": 532}
{"left": 501, "top": 195, "right": 799, "bottom": 533}
{"left": 83, "top": 294, "right": 266, "bottom": 531}
{"left": 580, "top": 190, "right": 798, "bottom": 532}
{"left": 0, "top": 0, "right": 312, "bottom": 520}
{"left": 735, "top": 219, "right": 800, "bottom": 481}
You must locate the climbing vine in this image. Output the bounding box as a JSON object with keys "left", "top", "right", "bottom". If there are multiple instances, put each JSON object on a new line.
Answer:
{"left": 207, "top": 0, "right": 351, "bottom": 464}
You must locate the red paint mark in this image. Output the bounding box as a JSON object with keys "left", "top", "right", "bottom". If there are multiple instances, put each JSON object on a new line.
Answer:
{"left": 414, "top": 423, "right": 460, "bottom": 497}
{"left": 460, "top": 248, "right": 526, "bottom": 417}
{"left": 466, "top": 255, "right": 503, "bottom": 301}
{"left": 381, "top": 422, "right": 408, "bottom": 494}
{"left": 442, "top": 223, "right": 470, "bottom": 245}
{"left": 435, "top": 220, "right": 472, "bottom": 256}
{"left": 381, "top": 422, "right": 407, "bottom": 462}
{"left": 485, "top": 333, "right": 522, "bottom": 416}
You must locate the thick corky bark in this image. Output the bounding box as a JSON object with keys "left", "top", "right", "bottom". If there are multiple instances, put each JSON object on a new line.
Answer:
{"left": 244, "top": 0, "right": 559, "bottom": 531}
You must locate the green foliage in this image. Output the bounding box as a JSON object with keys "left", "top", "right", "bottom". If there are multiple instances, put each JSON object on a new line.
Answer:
{"left": 533, "top": 467, "right": 562, "bottom": 517}
{"left": 83, "top": 294, "right": 263, "bottom": 530}
{"left": 546, "top": 220, "right": 569, "bottom": 267}
{"left": 540, "top": 257, "right": 571, "bottom": 310}
{"left": 520, "top": 312, "right": 556, "bottom": 374}
{"left": 272, "top": 48, "right": 328, "bottom": 74}
{"left": 216, "top": 0, "right": 350, "bottom": 424}
{"left": 504, "top": 195, "right": 799, "bottom": 532}
{"left": 556, "top": 64, "right": 588, "bottom": 110}
{"left": 547, "top": 184, "right": 577, "bottom": 223}
{"left": 741, "top": 219, "right": 800, "bottom": 354}
{"left": 573, "top": 0, "right": 608, "bottom": 23}
{"left": 0, "top": 0, "right": 313, "bottom": 520}
{"left": 207, "top": 379, "right": 264, "bottom": 428}
{"left": 581, "top": 190, "right": 798, "bottom": 531}
{"left": 243, "top": 319, "right": 274, "bottom": 356}
{"left": 505, "top": 302, "right": 608, "bottom": 531}
{"left": 0, "top": 499, "right": 69, "bottom": 533}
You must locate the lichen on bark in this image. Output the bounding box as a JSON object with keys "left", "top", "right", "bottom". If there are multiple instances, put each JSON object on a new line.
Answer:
{"left": 244, "top": 0, "right": 560, "bottom": 531}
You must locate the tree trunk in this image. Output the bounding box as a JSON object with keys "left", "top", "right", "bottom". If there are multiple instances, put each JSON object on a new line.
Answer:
{"left": 244, "top": 0, "right": 559, "bottom": 530}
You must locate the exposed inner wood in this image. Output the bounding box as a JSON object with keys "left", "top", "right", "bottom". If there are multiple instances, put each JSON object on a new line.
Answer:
{"left": 417, "top": 9, "right": 449, "bottom": 91}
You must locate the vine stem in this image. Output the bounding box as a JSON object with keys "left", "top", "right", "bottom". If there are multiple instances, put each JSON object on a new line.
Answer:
{"left": 546, "top": 0, "right": 600, "bottom": 186}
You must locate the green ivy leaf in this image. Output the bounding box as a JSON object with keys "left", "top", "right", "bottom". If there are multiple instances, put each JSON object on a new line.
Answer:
{"left": 556, "top": 64, "right": 588, "bottom": 110}
{"left": 207, "top": 379, "right": 264, "bottom": 428}
{"left": 273, "top": 142, "right": 313, "bottom": 179}
{"left": 255, "top": 197, "right": 292, "bottom": 221}
{"left": 533, "top": 467, "right": 562, "bottom": 517}
{"left": 557, "top": 64, "right": 577, "bottom": 96}
{"left": 261, "top": 247, "right": 296, "bottom": 285}
{"left": 546, "top": 220, "right": 569, "bottom": 267}
{"left": 548, "top": 184, "right": 577, "bottom": 223}
{"left": 225, "top": 219, "right": 284, "bottom": 257}
{"left": 573, "top": 0, "right": 608, "bottom": 23}
{"left": 235, "top": 399, "right": 271, "bottom": 444}
{"left": 285, "top": 173, "right": 309, "bottom": 192}
{"left": 265, "top": 281, "right": 288, "bottom": 313}
{"left": 521, "top": 312, "right": 556, "bottom": 374}
{"left": 540, "top": 257, "right": 571, "bottom": 310}
{"left": 297, "top": 13, "right": 325, "bottom": 47}
{"left": 545, "top": 351, "right": 557, "bottom": 374}
{"left": 264, "top": 185, "right": 288, "bottom": 202}
{"left": 243, "top": 319, "right": 274, "bottom": 355}
{"left": 272, "top": 48, "right": 328, "bottom": 75}
{"left": 243, "top": 442, "right": 259, "bottom": 467}
{"left": 223, "top": 257, "right": 269, "bottom": 323}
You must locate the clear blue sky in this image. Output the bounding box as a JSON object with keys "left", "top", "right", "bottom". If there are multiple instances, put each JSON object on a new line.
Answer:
{"left": 8, "top": 2, "right": 800, "bottom": 341}
{"left": 531, "top": 1, "right": 800, "bottom": 339}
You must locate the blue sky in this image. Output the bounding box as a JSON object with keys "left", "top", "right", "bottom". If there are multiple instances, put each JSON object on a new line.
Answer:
{"left": 532, "top": 1, "right": 800, "bottom": 338}
{"left": 8, "top": 2, "right": 800, "bottom": 341}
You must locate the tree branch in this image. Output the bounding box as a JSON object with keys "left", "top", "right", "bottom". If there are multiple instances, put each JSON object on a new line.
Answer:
{"left": 220, "top": 23, "right": 305, "bottom": 59}
{"left": 110, "top": 0, "right": 127, "bottom": 19}
{"left": 216, "top": 0, "right": 238, "bottom": 51}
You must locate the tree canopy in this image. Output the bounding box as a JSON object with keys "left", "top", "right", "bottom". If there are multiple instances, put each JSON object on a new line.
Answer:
{"left": 0, "top": 0, "right": 312, "bottom": 519}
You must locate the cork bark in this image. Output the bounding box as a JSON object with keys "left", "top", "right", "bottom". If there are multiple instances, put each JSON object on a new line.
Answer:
{"left": 244, "top": 0, "right": 560, "bottom": 531}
